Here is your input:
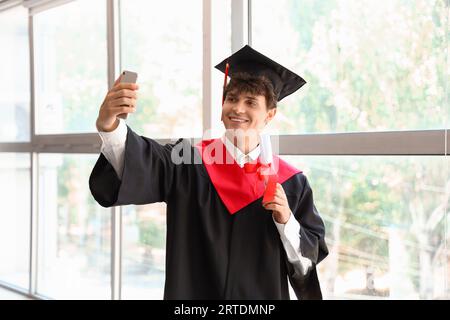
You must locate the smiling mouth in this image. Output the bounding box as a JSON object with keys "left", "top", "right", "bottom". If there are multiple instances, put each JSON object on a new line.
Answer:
{"left": 229, "top": 117, "right": 249, "bottom": 123}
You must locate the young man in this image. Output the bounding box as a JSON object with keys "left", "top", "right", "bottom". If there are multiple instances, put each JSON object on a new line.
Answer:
{"left": 89, "top": 45, "right": 328, "bottom": 299}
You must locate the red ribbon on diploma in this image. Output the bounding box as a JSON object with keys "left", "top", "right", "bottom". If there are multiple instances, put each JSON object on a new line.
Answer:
{"left": 243, "top": 161, "right": 278, "bottom": 203}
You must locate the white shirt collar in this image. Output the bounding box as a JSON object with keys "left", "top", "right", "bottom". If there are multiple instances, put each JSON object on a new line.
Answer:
{"left": 221, "top": 135, "right": 260, "bottom": 168}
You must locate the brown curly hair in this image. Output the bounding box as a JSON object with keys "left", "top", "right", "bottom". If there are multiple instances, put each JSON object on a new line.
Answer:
{"left": 223, "top": 72, "right": 277, "bottom": 110}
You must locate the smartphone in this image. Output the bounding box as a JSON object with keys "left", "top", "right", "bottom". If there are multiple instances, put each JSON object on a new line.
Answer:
{"left": 121, "top": 70, "right": 138, "bottom": 84}
{"left": 118, "top": 70, "right": 138, "bottom": 119}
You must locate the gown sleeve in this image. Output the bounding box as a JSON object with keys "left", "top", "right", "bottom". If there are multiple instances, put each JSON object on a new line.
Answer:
{"left": 89, "top": 125, "right": 179, "bottom": 207}
{"left": 285, "top": 174, "right": 329, "bottom": 300}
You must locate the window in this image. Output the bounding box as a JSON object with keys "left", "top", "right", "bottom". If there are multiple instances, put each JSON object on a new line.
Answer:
{"left": 36, "top": 154, "right": 110, "bottom": 299}
{"left": 0, "top": 6, "right": 30, "bottom": 142}
{"left": 281, "top": 155, "right": 449, "bottom": 299}
{"left": 33, "top": 0, "right": 107, "bottom": 134}
{"left": 120, "top": 0, "right": 203, "bottom": 138}
{"left": 253, "top": 0, "right": 448, "bottom": 134}
{"left": 210, "top": 0, "right": 232, "bottom": 137}
{"left": 121, "top": 203, "right": 167, "bottom": 300}
{"left": 120, "top": 0, "right": 232, "bottom": 300}
{"left": 0, "top": 153, "right": 30, "bottom": 289}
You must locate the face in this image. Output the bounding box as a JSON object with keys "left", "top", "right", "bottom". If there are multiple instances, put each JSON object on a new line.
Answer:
{"left": 221, "top": 91, "right": 276, "bottom": 133}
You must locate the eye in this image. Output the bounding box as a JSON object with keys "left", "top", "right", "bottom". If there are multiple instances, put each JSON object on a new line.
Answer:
{"left": 226, "top": 96, "right": 236, "bottom": 102}
{"left": 246, "top": 100, "right": 257, "bottom": 107}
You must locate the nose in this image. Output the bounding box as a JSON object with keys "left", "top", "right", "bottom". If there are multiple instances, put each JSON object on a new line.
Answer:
{"left": 231, "top": 100, "right": 246, "bottom": 114}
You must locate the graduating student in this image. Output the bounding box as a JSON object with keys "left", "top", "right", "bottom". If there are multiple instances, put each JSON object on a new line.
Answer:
{"left": 89, "top": 45, "right": 328, "bottom": 300}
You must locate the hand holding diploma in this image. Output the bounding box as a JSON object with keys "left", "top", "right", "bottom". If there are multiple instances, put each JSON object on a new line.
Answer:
{"left": 257, "top": 134, "right": 290, "bottom": 224}
{"left": 262, "top": 183, "right": 291, "bottom": 224}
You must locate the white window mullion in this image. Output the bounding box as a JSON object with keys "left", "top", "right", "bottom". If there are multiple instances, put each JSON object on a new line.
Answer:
{"left": 231, "top": 0, "right": 248, "bottom": 53}
{"left": 107, "top": 0, "right": 120, "bottom": 89}
{"left": 278, "top": 130, "right": 447, "bottom": 156}
{"left": 28, "top": 8, "right": 38, "bottom": 298}
{"left": 0, "top": 0, "right": 22, "bottom": 13}
{"left": 25, "top": 0, "right": 74, "bottom": 16}
{"left": 111, "top": 206, "right": 122, "bottom": 300}
{"left": 202, "top": 0, "right": 212, "bottom": 134}
{"left": 107, "top": 0, "right": 122, "bottom": 300}
{"left": 29, "top": 151, "right": 38, "bottom": 296}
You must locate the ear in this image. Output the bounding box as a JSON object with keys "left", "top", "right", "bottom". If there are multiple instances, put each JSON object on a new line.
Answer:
{"left": 265, "top": 108, "right": 277, "bottom": 123}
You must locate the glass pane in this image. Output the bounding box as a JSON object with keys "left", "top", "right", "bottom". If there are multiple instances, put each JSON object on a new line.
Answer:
{"left": 0, "top": 153, "right": 30, "bottom": 289}
{"left": 281, "top": 155, "right": 449, "bottom": 299}
{"left": 37, "top": 154, "right": 110, "bottom": 299}
{"left": 0, "top": 6, "right": 30, "bottom": 142}
{"left": 210, "top": 0, "right": 232, "bottom": 138}
{"left": 120, "top": 0, "right": 202, "bottom": 138}
{"left": 121, "top": 203, "right": 167, "bottom": 299}
{"left": 253, "top": 0, "right": 448, "bottom": 134}
{"left": 34, "top": 0, "right": 107, "bottom": 134}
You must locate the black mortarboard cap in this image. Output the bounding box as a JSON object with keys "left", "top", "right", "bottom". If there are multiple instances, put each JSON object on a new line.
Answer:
{"left": 214, "top": 45, "right": 306, "bottom": 102}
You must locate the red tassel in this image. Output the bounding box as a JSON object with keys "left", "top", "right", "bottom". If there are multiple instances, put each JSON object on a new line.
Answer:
{"left": 222, "top": 62, "right": 230, "bottom": 105}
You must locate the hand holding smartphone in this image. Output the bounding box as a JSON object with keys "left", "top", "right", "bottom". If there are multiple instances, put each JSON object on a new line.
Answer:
{"left": 118, "top": 70, "right": 138, "bottom": 119}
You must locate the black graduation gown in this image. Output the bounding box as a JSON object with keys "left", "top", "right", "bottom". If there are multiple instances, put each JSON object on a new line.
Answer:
{"left": 89, "top": 125, "right": 328, "bottom": 300}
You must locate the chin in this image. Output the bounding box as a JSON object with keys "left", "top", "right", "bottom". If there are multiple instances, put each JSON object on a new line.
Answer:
{"left": 226, "top": 123, "right": 249, "bottom": 130}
